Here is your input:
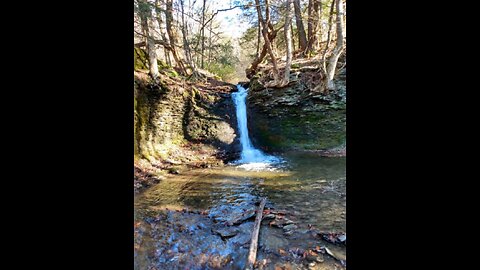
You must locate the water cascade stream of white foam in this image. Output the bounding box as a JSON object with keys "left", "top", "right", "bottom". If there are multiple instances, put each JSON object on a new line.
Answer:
{"left": 232, "top": 85, "right": 281, "bottom": 170}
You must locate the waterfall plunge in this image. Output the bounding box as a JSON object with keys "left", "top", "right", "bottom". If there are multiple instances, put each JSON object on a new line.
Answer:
{"left": 232, "top": 85, "right": 280, "bottom": 169}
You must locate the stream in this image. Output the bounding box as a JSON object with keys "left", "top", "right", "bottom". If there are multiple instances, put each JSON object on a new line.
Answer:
{"left": 134, "top": 85, "right": 346, "bottom": 270}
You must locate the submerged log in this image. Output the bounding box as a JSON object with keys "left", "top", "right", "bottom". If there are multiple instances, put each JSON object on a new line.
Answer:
{"left": 246, "top": 197, "right": 267, "bottom": 270}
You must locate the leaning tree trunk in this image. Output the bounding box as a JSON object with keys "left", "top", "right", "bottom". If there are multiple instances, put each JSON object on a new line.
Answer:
{"left": 139, "top": 0, "right": 159, "bottom": 79}
{"left": 325, "top": 0, "right": 344, "bottom": 91}
{"left": 246, "top": 25, "right": 280, "bottom": 79}
{"left": 281, "top": 0, "right": 294, "bottom": 86}
{"left": 256, "top": 21, "right": 261, "bottom": 58}
{"left": 322, "top": 0, "right": 335, "bottom": 71}
{"left": 293, "top": 0, "right": 307, "bottom": 52}
{"left": 265, "top": 0, "right": 279, "bottom": 60}
{"left": 254, "top": 0, "right": 280, "bottom": 84}
{"left": 165, "top": 0, "right": 187, "bottom": 75}
{"left": 154, "top": 0, "right": 171, "bottom": 66}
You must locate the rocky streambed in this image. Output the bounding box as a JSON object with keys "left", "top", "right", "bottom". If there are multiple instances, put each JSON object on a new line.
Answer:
{"left": 134, "top": 153, "right": 346, "bottom": 270}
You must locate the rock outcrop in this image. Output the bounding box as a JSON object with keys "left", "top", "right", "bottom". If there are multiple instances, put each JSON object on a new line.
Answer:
{"left": 134, "top": 70, "right": 240, "bottom": 174}
{"left": 245, "top": 60, "right": 346, "bottom": 153}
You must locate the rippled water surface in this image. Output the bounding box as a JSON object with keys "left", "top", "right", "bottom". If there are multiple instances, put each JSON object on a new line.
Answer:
{"left": 134, "top": 152, "right": 346, "bottom": 270}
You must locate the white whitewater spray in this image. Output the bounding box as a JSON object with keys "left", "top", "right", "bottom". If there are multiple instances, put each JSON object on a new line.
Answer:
{"left": 232, "top": 85, "right": 280, "bottom": 169}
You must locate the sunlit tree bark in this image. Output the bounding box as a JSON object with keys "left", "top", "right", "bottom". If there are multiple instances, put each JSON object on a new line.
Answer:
{"left": 325, "top": 0, "right": 345, "bottom": 91}
{"left": 138, "top": 0, "right": 159, "bottom": 79}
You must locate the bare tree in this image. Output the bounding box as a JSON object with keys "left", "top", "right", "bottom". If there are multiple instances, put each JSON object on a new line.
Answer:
{"left": 291, "top": 22, "right": 296, "bottom": 52}
{"left": 180, "top": 0, "right": 195, "bottom": 71}
{"left": 256, "top": 21, "right": 261, "bottom": 58}
{"left": 306, "top": 0, "right": 321, "bottom": 55}
{"left": 265, "top": 0, "right": 278, "bottom": 59}
{"left": 165, "top": 0, "right": 187, "bottom": 75}
{"left": 280, "top": 0, "right": 294, "bottom": 86}
{"left": 320, "top": 0, "right": 335, "bottom": 79}
{"left": 200, "top": 0, "right": 207, "bottom": 68}
{"left": 245, "top": 25, "right": 281, "bottom": 79}
{"left": 254, "top": 0, "right": 280, "bottom": 83}
{"left": 208, "top": 19, "right": 213, "bottom": 65}
{"left": 325, "top": 0, "right": 344, "bottom": 91}
{"left": 154, "top": 0, "right": 171, "bottom": 66}
{"left": 138, "top": 0, "right": 159, "bottom": 79}
{"left": 293, "top": 0, "right": 307, "bottom": 52}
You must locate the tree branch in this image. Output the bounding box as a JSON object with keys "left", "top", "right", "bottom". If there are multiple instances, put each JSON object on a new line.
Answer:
{"left": 134, "top": 39, "right": 172, "bottom": 50}
{"left": 199, "top": 5, "right": 250, "bottom": 36}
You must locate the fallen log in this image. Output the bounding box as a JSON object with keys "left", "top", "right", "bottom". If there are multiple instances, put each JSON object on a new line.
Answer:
{"left": 246, "top": 197, "right": 267, "bottom": 270}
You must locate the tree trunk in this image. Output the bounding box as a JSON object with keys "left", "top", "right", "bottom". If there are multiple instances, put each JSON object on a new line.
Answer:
{"left": 293, "top": 0, "right": 307, "bottom": 52}
{"left": 200, "top": 0, "right": 206, "bottom": 68}
{"left": 265, "top": 0, "right": 278, "bottom": 60}
{"left": 139, "top": 0, "right": 159, "bottom": 79}
{"left": 256, "top": 21, "right": 261, "bottom": 58}
{"left": 245, "top": 198, "right": 266, "bottom": 270}
{"left": 281, "top": 0, "right": 294, "bottom": 86}
{"left": 306, "top": 0, "right": 321, "bottom": 55}
{"left": 208, "top": 19, "right": 213, "bottom": 66}
{"left": 154, "top": 0, "right": 171, "bottom": 66}
{"left": 246, "top": 25, "right": 280, "bottom": 79}
{"left": 165, "top": 0, "right": 187, "bottom": 75}
{"left": 325, "top": 0, "right": 344, "bottom": 91}
{"left": 254, "top": 0, "right": 279, "bottom": 83}
{"left": 246, "top": 42, "right": 267, "bottom": 79}
{"left": 321, "top": 0, "right": 335, "bottom": 74}
{"left": 164, "top": 46, "right": 171, "bottom": 66}
{"left": 307, "top": 0, "right": 313, "bottom": 40}
{"left": 180, "top": 0, "right": 194, "bottom": 70}
{"left": 291, "top": 22, "right": 295, "bottom": 52}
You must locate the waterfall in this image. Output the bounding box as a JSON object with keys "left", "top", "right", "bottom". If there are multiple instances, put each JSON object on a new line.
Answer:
{"left": 232, "top": 84, "right": 279, "bottom": 165}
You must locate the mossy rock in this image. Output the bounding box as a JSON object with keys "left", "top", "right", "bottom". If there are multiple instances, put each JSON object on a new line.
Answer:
{"left": 249, "top": 78, "right": 264, "bottom": 92}
{"left": 134, "top": 47, "right": 148, "bottom": 70}
{"left": 168, "top": 167, "right": 181, "bottom": 174}
{"left": 165, "top": 69, "right": 178, "bottom": 77}
{"left": 249, "top": 108, "right": 346, "bottom": 151}
{"left": 157, "top": 59, "right": 169, "bottom": 69}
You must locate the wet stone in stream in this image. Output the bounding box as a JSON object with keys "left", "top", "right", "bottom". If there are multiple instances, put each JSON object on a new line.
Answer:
{"left": 137, "top": 205, "right": 346, "bottom": 270}
{"left": 134, "top": 154, "right": 346, "bottom": 269}
{"left": 140, "top": 202, "right": 279, "bottom": 270}
{"left": 144, "top": 210, "right": 251, "bottom": 269}
{"left": 212, "top": 226, "right": 239, "bottom": 238}
{"left": 208, "top": 203, "right": 257, "bottom": 225}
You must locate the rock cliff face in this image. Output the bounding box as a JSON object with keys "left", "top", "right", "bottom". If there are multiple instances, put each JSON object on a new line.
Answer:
{"left": 246, "top": 65, "right": 346, "bottom": 154}
{"left": 134, "top": 71, "right": 240, "bottom": 168}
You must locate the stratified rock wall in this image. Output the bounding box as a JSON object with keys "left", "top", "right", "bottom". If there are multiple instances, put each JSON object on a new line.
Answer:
{"left": 134, "top": 72, "right": 240, "bottom": 166}
{"left": 247, "top": 67, "right": 346, "bottom": 153}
